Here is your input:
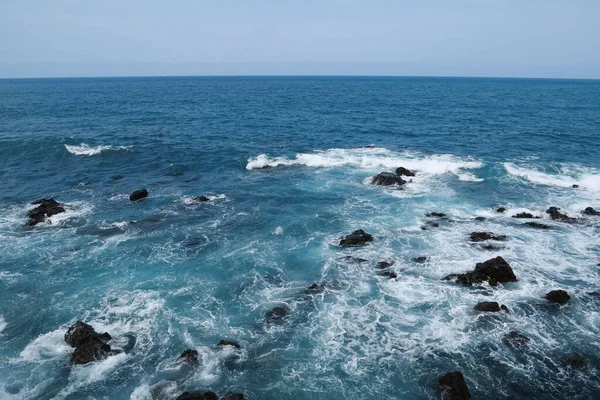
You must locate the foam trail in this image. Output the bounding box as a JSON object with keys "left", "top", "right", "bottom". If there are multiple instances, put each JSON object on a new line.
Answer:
{"left": 504, "top": 162, "right": 600, "bottom": 191}
{"left": 65, "top": 143, "right": 130, "bottom": 156}
{"left": 0, "top": 315, "right": 6, "bottom": 333}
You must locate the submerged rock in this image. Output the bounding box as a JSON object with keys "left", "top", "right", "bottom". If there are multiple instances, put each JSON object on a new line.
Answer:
{"left": 64, "top": 321, "right": 120, "bottom": 365}
{"left": 27, "top": 198, "right": 66, "bottom": 226}
{"left": 377, "top": 261, "right": 394, "bottom": 269}
{"left": 378, "top": 270, "right": 398, "bottom": 279}
{"left": 413, "top": 256, "right": 427, "bottom": 263}
{"left": 503, "top": 331, "right": 530, "bottom": 348}
{"left": 583, "top": 207, "right": 600, "bottom": 216}
{"left": 221, "top": 393, "right": 246, "bottom": 400}
{"left": 395, "top": 167, "right": 415, "bottom": 177}
{"left": 523, "top": 222, "right": 549, "bottom": 229}
{"left": 546, "top": 207, "right": 576, "bottom": 222}
{"left": 264, "top": 306, "right": 289, "bottom": 323}
{"left": 426, "top": 212, "right": 446, "bottom": 218}
{"left": 341, "top": 256, "right": 369, "bottom": 263}
{"left": 371, "top": 172, "right": 407, "bottom": 186}
{"left": 217, "top": 340, "right": 241, "bottom": 349}
{"left": 496, "top": 207, "right": 506, "bottom": 213}
{"left": 339, "top": 229, "right": 373, "bottom": 247}
{"left": 512, "top": 212, "right": 540, "bottom": 219}
{"left": 545, "top": 290, "right": 570, "bottom": 305}
{"left": 481, "top": 244, "right": 501, "bottom": 251}
{"left": 129, "top": 188, "right": 149, "bottom": 202}
{"left": 565, "top": 355, "right": 588, "bottom": 369}
{"left": 180, "top": 349, "right": 199, "bottom": 364}
{"left": 473, "top": 217, "right": 486, "bottom": 222}
{"left": 439, "top": 371, "right": 471, "bottom": 400}
{"left": 444, "top": 256, "right": 517, "bottom": 287}
{"left": 470, "top": 232, "right": 507, "bottom": 242}
{"left": 176, "top": 392, "right": 218, "bottom": 400}
{"left": 474, "top": 301, "right": 501, "bottom": 312}
{"left": 193, "top": 195, "right": 210, "bottom": 202}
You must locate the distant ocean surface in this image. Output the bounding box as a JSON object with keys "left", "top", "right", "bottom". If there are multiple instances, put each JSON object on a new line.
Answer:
{"left": 1, "top": 76, "right": 600, "bottom": 400}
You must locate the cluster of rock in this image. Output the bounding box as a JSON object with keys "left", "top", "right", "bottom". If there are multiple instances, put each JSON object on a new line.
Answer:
{"left": 27, "top": 198, "right": 66, "bottom": 226}
{"left": 370, "top": 166, "right": 415, "bottom": 187}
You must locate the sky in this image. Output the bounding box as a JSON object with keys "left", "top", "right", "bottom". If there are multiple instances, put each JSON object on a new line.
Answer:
{"left": 0, "top": 0, "right": 599, "bottom": 79}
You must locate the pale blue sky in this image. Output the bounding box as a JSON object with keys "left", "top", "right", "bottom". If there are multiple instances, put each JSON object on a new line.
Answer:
{"left": 1, "top": 0, "right": 598, "bottom": 78}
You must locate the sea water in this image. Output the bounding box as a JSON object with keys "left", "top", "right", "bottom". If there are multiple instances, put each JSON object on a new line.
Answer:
{"left": 0, "top": 76, "right": 599, "bottom": 399}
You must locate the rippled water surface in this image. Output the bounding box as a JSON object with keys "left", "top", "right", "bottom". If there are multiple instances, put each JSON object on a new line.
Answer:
{"left": 1, "top": 77, "right": 600, "bottom": 399}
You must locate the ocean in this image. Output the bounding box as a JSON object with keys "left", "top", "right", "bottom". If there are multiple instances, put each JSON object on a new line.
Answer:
{"left": 0, "top": 76, "right": 599, "bottom": 399}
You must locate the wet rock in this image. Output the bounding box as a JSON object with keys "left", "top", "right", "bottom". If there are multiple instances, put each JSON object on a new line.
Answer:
{"left": 470, "top": 232, "right": 507, "bottom": 242}
{"left": 426, "top": 212, "right": 446, "bottom": 218}
{"left": 176, "top": 392, "right": 218, "bottom": 400}
{"left": 565, "top": 355, "right": 588, "bottom": 369}
{"left": 378, "top": 271, "right": 398, "bottom": 279}
{"left": 444, "top": 256, "right": 517, "bottom": 287}
{"left": 421, "top": 221, "right": 440, "bottom": 230}
{"left": 193, "top": 196, "right": 210, "bottom": 202}
{"left": 503, "top": 331, "right": 530, "bottom": 348}
{"left": 27, "top": 198, "right": 66, "bottom": 226}
{"left": 377, "top": 261, "right": 394, "bottom": 269}
{"left": 306, "top": 283, "right": 326, "bottom": 293}
{"left": 180, "top": 349, "right": 199, "bottom": 364}
{"left": 64, "top": 321, "right": 119, "bottom": 365}
{"left": 413, "top": 256, "right": 427, "bottom": 263}
{"left": 221, "top": 393, "right": 246, "bottom": 400}
{"left": 587, "top": 291, "right": 600, "bottom": 297}
{"left": 481, "top": 244, "right": 501, "bottom": 251}
{"left": 339, "top": 229, "right": 373, "bottom": 247}
{"left": 573, "top": 184, "right": 579, "bottom": 188}
{"left": 545, "top": 290, "right": 570, "bottom": 305}
{"left": 583, "top": 207, "right": 600, "bottom": 216}
{"left": 473, "top": 217, "right": 486, "bottom": 222}
{"left": 546, "top": 207, "right": 576, "bottom": 222}
{"left": 439, "top": 371, "right": 471, "bottom": 400}
{"left": 500, "top": 305, "right": 510, "bottom": 313}
{"left": 512, "top": 212, "right": 540, "bottom": 219}
{"left": 474, "top": 301, "right": 501, "bottom": 312}
{"left": 523, "top": 222, "right": 549, "bottom": 229}
{"left": 129, "top": 188, "right": 148, "bottom": 202}
{"left": 217, "top": 340, "right": 241, "bottom": 349}
{"left": 496, "top": 207, "right": 506, "bottom": 213}
{"left": 264, "top": 306, "right": 289, "bottom": 322}
{"left": 395, "top": 167, "right": 415, "bottom": 177}
{"left": 365, "top": 144, "right": 376, "bottom": 148}
{"left": 371, "top": 172, "right": 407, "bottom": 186}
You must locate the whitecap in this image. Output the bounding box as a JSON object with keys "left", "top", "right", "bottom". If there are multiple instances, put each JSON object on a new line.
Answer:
{"left": 0, "top": 315, "right": 6, "bottom": 333}
{"left": 504, "top": 162, "right": 600, "bottom": 191}
{"left": 65, "top": 143, "right": 130, "bottom": 156}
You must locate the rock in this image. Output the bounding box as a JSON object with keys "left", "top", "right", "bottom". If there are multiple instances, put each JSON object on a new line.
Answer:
{"left": 180, "top": 349, "right": 199, "bottom": 364}
{"left": 546, "top": 207, "right": 576, "bottom": 222}
{"left": 473, "top": 217, "right": 486, "bottom": 222}
{"left": 193, "top": 196, "right": 210, "bottom": 202}
{"left": 573, "top": 184, "right": 579, "bottom": 188}
{"left": 365, "top": 144, "right": 376, "bottom": 148}
{"left": 306, "top": 283, "right": 326, "bottom": 293}
{"left": 583, "top": 207, "right": 600, "bottom": 216}
{"left": 176, "top": 392, "right": 218, "bottom": 400}
{"left": 474, "top": 301, "right": 501, "bottom": 312}
{"left": 503, "top": 331, "right": 530, "bottom": 348}
{"left": 496, "top": 207, "right": 506, "bottom": 213}
{"left": 481, "top": 244, "right": 501, "bottom": 251}
{"left": 444, "top": 256, "right": 517, "bottom": 287}
{"left": 426, "top": 212, "right": 446, "bottom": 218}
{"left": 395, "top": 167, "right": 415, "bottom": 177}
{"left": 470, "top": 232, "right": 507, "bottom": 242}
{"left": 339, "top": 229, "right": 373, "bottom": 247}
{"left": 512, "top": 212, "right": 540, "bottom": 219}
{"left": 413, "top": 256, "right": 427, "bottom": 263}
{"left": 64, "top": 321, "right": 119, "bottom": 365}
{"left": 523, "top": 222, "right": 549, "bottom": 229}
{"left": 371, "top": 172, "right": 407, "bottom": 186}
{"left": 341, "top": 256, "right": 369, "bottom": 263}
{"left": 221, "top": 393, "right": 246, "bottom": 400}
{"left": 129, "top": 189, "right": 149, "bottom": 202}
{"left": 378, "top": 271, "right": 398, "bottom": 279}
{"left": 438, "top": 371, "right": 471, "bottom": 400}
{"left": 545, "top": 290, "right": 570, "bottom": 305}
{"left": 587, "top": 291, "right": 600, "bottom": 297}
{"left": 264, "top": 306, "right": 289, "bottom": 322}
{"left": 565, "top": 355, "right": 587, "bottom": 369}
{"left": 217, "top": 340, "right": 241, "bottom": 349}
{"left": 500, "top": 305, "right": 509, "bottom": 313}
{"left": 421, "top": 221, "right": 440, "bottom": 230}
{"left": 27, "top": 198, "right": 66, "bottom": 226}
{"left": 377, "top": 261, "right": 394, "bottom": 269}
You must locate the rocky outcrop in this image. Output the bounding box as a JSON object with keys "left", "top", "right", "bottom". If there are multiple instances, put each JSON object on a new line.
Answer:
{"left": 339, "top": 229, "right": 373, "bottom": 247}
{"left": 503, "top": 331, "right": 530, "bottom": 348}
{"left": 64, "top": 321, "right": 120, "bottom": 365}
{"left": 439, "top": 371, "right": 471, "bottom": 400}
{"left": 176, "top": 392, "right": 218, "bottom": 400}
{"left": 512, "top": 212, "right": 540, "bottom": 219}
{"left": 545, "top": 290, "right": 570, "bottom": 305}
{"left": 470, "top": 232, "right": 507, "bottom": 242}
{"left": 583, "top": 207, "right": 600, "bottom": 216}
{"left": 523, "top": 222, "right": 549, "bottom": 229}
{"left": 546, "top": 207, "right": 576, "bottom": 222}
{"left": 129, "top": 189, "right": 149, "bottom": 202}
{"left": 27, "top": 198, "right": 66, "bottom": 226}
{"left": 217, "top": 340, "right": 241, "bottom": 349}
{"left": 371, "top": 172, "right": 407, "bottom": 186}
{"left": 443, "top": 256, "right": 517, "bottom": 286}
{"left": 180, "top": 349, "right": 199, "bottom": 364}
{"left": 395, "top": 167, "right": 415, "bottom": 177}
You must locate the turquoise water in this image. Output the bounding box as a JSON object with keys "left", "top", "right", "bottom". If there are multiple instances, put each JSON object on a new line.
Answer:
{"left": 1, "top": 77, "right": 600, "bottom": 399}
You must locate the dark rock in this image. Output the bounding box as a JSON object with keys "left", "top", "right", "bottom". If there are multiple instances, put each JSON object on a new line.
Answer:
{"left": 27, "top": 198, "right": 66, "bottom": 226}
{"left": 339, "top": 229, "right": 373, "bottom": 247}
{"left": 583, "top": 207, "right": 600, "bottom": 216}
{"left": 565, "top": 355, "right": 587, "bottom": 369}
{"left": 395, "top": 167, "right": 415, "bottom": 177}
{"left": 180, "top": 349, "right": 199, "bottom": 364}
{"left": 176, "top": 392, "right": 218, "bottom": 400}
{"left": 377, "top": 261, "right": 394, "bottom": 269}
{"left": 481, "top": 244, "right": 500, "bottom": 251}
{"left": 523, "top": 222, "right": 549, "bottom": 229}
{"left": 445, "top": 256, "right": 517, "bottom": 287}
{"left": 503, "top": 331, "right": 530, "bottom": 348}
{"left": 264, "top": 306, "right": 289, "bottom": 322}
{"left": 217, "top": 340, "right": 241, "bottom": 349}
{"left": 193, "top": 196, "right": 210, "bottom": 202}
{"left": 422, "top": 221, "right": 440, "bottom": 229}
{"left": 365, "top": 144, "right": 376, "bottom": 148}
{"left": 587, "top": 291, "right": 600, "bottom": 297}
{"left": 573, "top": 184, "right": 579, "bottom": 188}
{"left": 70, "top": 342, "right": 119, "bottom": 365}
{"left": 306, "top": 283, "right": 324, "bottom": 293}
{"left": 371, "top": 172, "right": 407, "bottom": 186}
{"left": 500, "top": 305, "right": 509, "bottom": 313}
{"left": 473, "top": 217, "right": 486, "bottom": 222}
{"left": 221, "top": 393, "right": 246, "bottom": 400}
{"left": 512, "top": 212, "right": 540, "bottom": 219}
{"left": 545, "top": 290, "right": 570, "bottom": 305}
{"left": 438, "top": 371, "right": 471, "bottom": 400}
{"left": 426, "top": 212, "right": 446, "bottom": 218}
{"left": 470, "top": 232, "right": 507, "bottom": 242}
{"left": 413, "top": 256, "right": 427, "bottom": 263}
{"left": 64, "top": 321, "right": 120, "bottom": 365}
{"left": 378, "top": 271, "right": 398, "bottom": 279}
{"left": 474, "top": 301, "right": 501, "bottom": 312}
{"left": 129, "top": 189, "right": 149, "bottom": 202}
{"left": 65, "top": 321, "right": 101, "bottom": 348}
{"left": 496, "top": 207, "right": 506, "bottom": 213}
{"left": 546, "top": 207, "right": 576, "bottom": 222}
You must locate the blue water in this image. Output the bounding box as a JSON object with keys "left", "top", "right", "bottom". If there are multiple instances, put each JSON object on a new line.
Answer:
{"left": 1, "top": 76, "right": 600, "bottom": 400}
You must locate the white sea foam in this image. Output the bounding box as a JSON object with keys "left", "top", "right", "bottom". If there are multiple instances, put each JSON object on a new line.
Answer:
{"left": 504, "top": 162, "right": 600, "bottom": 191}
{"left": 65, "top": 143, "right": 131, "bottom": 156}
{"left": 0, "top": 315, "right": 6, "bottom": 334}
{"left": 19, "top": 328, "right": 72, "bottom": 362}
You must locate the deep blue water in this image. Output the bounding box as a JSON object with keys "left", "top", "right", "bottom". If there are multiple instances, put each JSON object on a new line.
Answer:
{"left": 1, "top": 76, "right": 600, "bottom": 400}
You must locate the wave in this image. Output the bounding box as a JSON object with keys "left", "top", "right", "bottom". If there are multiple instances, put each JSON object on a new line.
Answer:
{"left": 0, "top": 315, "right": 6, "bottom": 334}
{"left": 246, "top": 147, "right": 483, "bottom": 178}
{"left": 504, "top": 163, "right": 600, "bottom": 191}
{"left": 65, "top": 143, "right": 131, "bottom": 156}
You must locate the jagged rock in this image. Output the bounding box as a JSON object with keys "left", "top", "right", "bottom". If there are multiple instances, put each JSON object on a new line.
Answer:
{"left": 439, "top": 371, "right": 471, "bottom": 400}
{"left": 64, "top": 321, "right": 119, "bottom": 365}
{"left": 426, "top": 212, "right": 446, "bottom": 218}
{"left": 129, "top": 189, "right": 149, "bottom": 202}
{"left": 339, "top": 229, "right": 373, "bottom": 247}
{"left": 546, "top": 207, "right": 576, "bottom": 222}
{"left": 193, "top": 196, "right": 210, "bottom": 202}
{"left": 221, "top": 393, "right": 246, "bottom": 400}
{"left": 583, "top": 207, "right": 600, "bottom": 216}
{"left": 523, "top": 222, "right": 549, "bottom": 229}
{"left": 27, "top": 198, "right": 66, "bottom": 226}
{"left": 180, "top": 349, "right": 199, "bottom": 364}
{"left": 217, "top": 340, "right": 241, "bottom": 349}
{"left": 264, "top": 306, "right": 289, "bottom": 322}
{"left": 443, "top": 256, "right": 517, "bottom": 287}
{"left": 496, "top": 207, "right": 506, "bottom": 213}
{"left": 371, "top": 172, "right": 407, "bottom": 186}
{"left": 474, "top": 302, "right": 501, "bottom": 312}
{"left": 413, "top": 256, "right": 427, "bottom": 263}
{"left": 500, "top": 305, "right": 510, "bottom": 313}
{"left": 395, "top": 167, "right": 415, "bottom": 177}
{"left": 565, "top": 355, "right": 587, "bottom": 369}
{"left": 176, "top": 392, "right": 218, "bottom": 400}
{"left": 377, "top": 261, "right": 394, "bottom": 269}
{"left": 512, "top": 212, "right": 540, "bottom": 219}
{"left": 470, "top": 232, "right": 507, "bottom": 242}
{"left": 545, "top": 290, "right": 570, "bottom": 305}
{"left": 503, "top": 331, "right": 530, "bottom": 348}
